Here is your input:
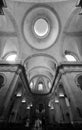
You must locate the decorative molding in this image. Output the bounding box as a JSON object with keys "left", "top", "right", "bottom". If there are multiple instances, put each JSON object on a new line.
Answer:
{"left": 7, "top": 0, "right": 74, "bottom": 3}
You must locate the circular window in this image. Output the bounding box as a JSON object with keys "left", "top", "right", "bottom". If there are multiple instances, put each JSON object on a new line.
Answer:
{"left": 0, "top": 73, "right": 6, "bottom": 88}
{"left": 75, "top": 74, "right": 82, "bottom": 88}
{"left": 34, "top": 18, "right": 49, "bottom": 38}
{"left": 77, "top": 75, "right": 82, "bottom": 86}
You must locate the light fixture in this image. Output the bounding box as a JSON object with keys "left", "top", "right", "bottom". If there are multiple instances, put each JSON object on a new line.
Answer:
{"left": 29, "top": 103, "right": 33, "bottom": 107}
{"left": 59, "top": 84, "right": 65, "bottom": 97}
{"left": 26, "top": 106, "right": 30, "bottom": 110}
{"left": 22, "top": 98, "right": 26, "bottom": 103}
{"left": 55, "top": 99, "right": 59, "bottom": 103}
{"left": 55, "top": 96, "right": 59, "bottom": 103}
{"left": 27, "top": 103, "right": 33, "bottom": 108}
{"left": 5, "top": 52, "right": 17, "bottom": 63}
{"left": 59, "top": 93, "right": 64, "bottom": 97}
{"left": 16, "top": 91, "right": 22, "bottom": 97}
{"left": 50, "top": 106, "right": 54, "bottom": 110}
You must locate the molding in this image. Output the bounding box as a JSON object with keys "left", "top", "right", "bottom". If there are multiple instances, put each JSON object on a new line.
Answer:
{"left": 6, "top": 0, "right": 76, "bottom": 3}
